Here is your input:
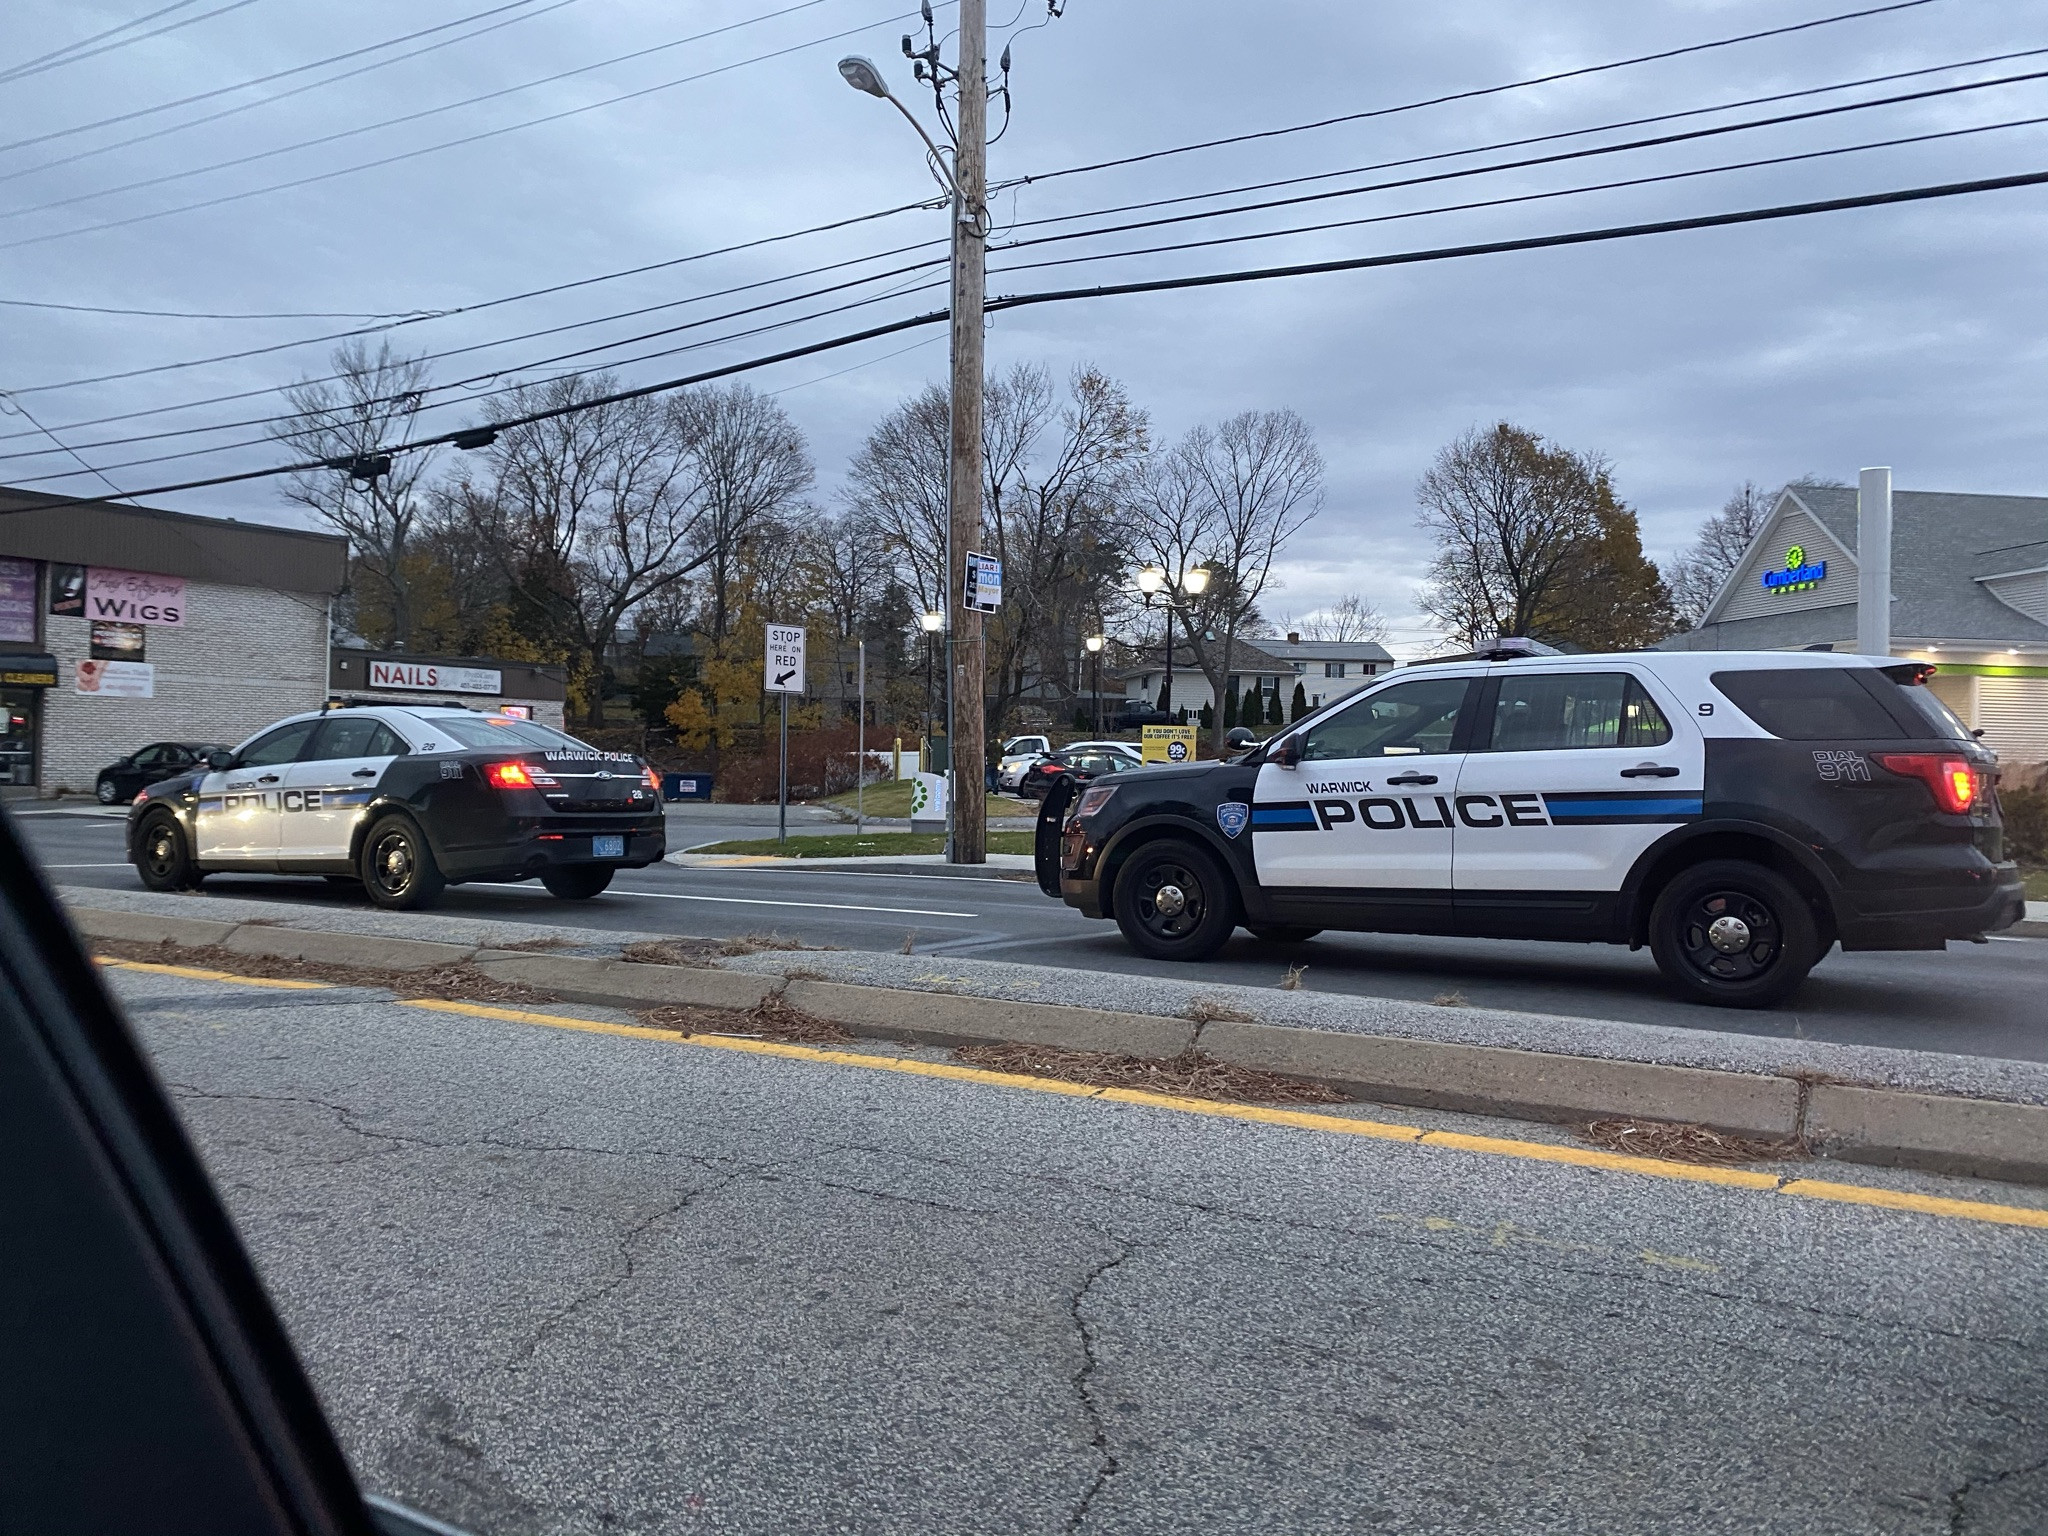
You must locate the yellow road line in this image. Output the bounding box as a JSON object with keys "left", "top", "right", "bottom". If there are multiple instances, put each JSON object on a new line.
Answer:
{"left": 119, "top": 963, "right": 2048, "bottom": 1232}
{"left": 100, "top": 956, "right": 331, "bottom": 990}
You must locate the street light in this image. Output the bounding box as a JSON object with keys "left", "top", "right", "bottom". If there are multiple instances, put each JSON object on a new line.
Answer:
{"left": 918, "top": 609, "right": 944, "bottom": 762}
{"left": 1084, "top": 633, "right": 1105, "bottom": 734}
{"left": 836, "top": 55, "right": 958, "bottom": 194}
{"left": 1132, "top": 565, "right": 1213, "bottom": 724}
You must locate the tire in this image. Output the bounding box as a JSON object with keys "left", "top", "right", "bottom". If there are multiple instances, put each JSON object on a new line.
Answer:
{"left": 541, "top": 865, "right": 614, "bottom": 900}
{"left": 1247, "top": 925, "right": 1321, "bottom": 944}
{"left": 1111, "top": 837, "right": 1237, "bottom": 962}
{"left": 1648, "top": 859, "right": 1821, "bottom": 1009}
{"left": 358, "top": 813, "right": 445, "bottom": 911}
{"left": 95, "top": 777, "right": 122, "bottom": 805}
{"left": 134, "top": 812, "right": 202, "bottom": 891}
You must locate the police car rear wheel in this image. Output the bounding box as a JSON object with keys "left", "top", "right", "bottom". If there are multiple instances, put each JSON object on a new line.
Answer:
{"left": 541, "top": 866, "right": 614, "bottom": 900}
{"left": 1112, "top": 839, "right": 1236, "bottom": 961}
{"left": 359, "top": 814, "right": 445, "bottom": 911}
{"left": 1649, "top": 860, "right": 1818, "bottom": 1009}
{"left": 135, "top": 812, "right": 201, "bottom": 891}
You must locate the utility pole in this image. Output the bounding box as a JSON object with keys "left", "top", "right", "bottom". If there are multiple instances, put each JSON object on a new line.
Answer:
{"left": 946, "top": 0, "right": 988, "bottom": 864}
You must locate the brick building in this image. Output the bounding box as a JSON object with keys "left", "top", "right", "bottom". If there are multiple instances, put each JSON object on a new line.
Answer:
{"left": 0, "top": 488, "right": 346, "bottom": 798}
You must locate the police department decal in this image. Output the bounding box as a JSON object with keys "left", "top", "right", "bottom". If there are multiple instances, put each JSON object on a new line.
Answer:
{"left": 1216, "top": 801, "right": 1250, "bottom": 839}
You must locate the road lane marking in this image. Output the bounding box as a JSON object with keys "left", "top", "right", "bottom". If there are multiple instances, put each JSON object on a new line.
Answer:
{"left": 386, "top": 996, "right": 2048, "bottom": 1232}
{"left": 609, "top": 887, "right": 976, "bottom": 918}
{"left": 45, "top": 862, "right": 135, "bottom": 868}
{"left": 99, "top": 957, "right": 331, "bottom": 990}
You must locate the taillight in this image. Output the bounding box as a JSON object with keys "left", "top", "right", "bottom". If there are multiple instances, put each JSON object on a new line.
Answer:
{"left": 485, "top": 761, "right": 535, "bottom": 789}
{"left": 1873, "top": 752, "right": 1982, "bottom": 814}
{"left": 642, "top": 766, "right": 661, "bottom": 794}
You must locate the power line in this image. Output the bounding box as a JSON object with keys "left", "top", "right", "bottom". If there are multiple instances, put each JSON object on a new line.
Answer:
{"left": 0, "top": 296, "right": 430, "bottom": 320}
{"left": 994, "top": 67, "right": 2048, "bottom": 259}
{"left": 0, "top": 0, "right": 267, "bottom": 88}
{"left": 999, "top": 0, "right": 1943, "bottom": 192}
{"left": 0, "top": 0, "right": 578, "bottom": 168}
{"left": 1005, "top": 44, "right": 2048, "bottom": 234}
{"left": 0, "top": 0, "right": 204, "bottom": 80}
{"left": 0, "top": 3, "right": 945, "bottom": 250}
{"left": 12, "top": 161, "right": 2046, "bottom": 513}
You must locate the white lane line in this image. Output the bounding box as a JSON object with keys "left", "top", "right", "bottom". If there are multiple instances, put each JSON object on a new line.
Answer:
{"left": 691, "top": 866, "right": 1042, "bottom": 891}
{"left": 43, "top": 862, "right": 134, "bottom": 868}
{"left": 612, "top": 887, "right": 976, "bottom": 918}
{"left": 1985, "top": 934, "right": 2035, "bottom": 943}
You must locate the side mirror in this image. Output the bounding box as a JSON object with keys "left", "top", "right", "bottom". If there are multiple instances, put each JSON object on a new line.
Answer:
{"left": 1270, "top": 734, "right": 1302, "bottom": 769}
{"left": 206, "top": 750, "right": 234, "bottom": 771}
{"left": 1223, "top": 727, "right": 1256, "bottom": 753}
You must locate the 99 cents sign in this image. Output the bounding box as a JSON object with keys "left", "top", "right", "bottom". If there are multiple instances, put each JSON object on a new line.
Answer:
{"left": 764, "top": 625, "right": 806, "bottom": 694}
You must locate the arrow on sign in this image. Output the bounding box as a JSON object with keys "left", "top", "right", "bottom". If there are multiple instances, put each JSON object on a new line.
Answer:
{"left": 774, "top": 668, "right": 798, "bottom": 686}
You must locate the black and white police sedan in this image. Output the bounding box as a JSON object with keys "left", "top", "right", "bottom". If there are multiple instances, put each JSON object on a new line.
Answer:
{"left": 125, "top": 705, "right": 666, "bottom": 910}
{"left": 1037, "top": 647, "right": 2027, "bottom": 1007}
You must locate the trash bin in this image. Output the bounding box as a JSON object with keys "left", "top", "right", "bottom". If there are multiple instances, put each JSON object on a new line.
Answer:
{"left": 663, "top": 772, "right": 714, "bottom": 801}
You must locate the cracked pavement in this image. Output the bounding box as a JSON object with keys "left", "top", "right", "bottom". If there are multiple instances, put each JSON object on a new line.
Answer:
{"left": 115, "top": 966, "right": 2048, "bottom": 1535}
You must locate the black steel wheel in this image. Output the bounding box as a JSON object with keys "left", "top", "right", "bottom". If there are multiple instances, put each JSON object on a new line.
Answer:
{"left": 1648, "top": 859, "right": 1820, "bottom": 1009}
{"left": 134, "top": 812, "right": 201, "bottom": 891}
{"left": 358, "top": 814, "right": 445, "bottom": 911}
{"left": 541, "top": 865, "right": 614, "bottom": 900}
{"left": 1112, "top": 838, "right": 1237, "bottom": 961}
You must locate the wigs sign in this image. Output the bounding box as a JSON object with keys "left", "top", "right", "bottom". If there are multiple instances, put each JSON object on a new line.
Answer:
{"left": 87, "top": 567, "right": 185, "bottom": 625}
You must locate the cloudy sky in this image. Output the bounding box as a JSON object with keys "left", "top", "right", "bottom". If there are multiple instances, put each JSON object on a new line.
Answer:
{"left": 3, "top": 0, "right": 2045, "bottom": 655}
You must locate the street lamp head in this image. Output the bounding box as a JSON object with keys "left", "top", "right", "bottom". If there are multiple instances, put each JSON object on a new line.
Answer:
{"left": 1135, "top": 564, "right": 1166, "bottom": 596}
{"left": 837, "top": 55, "right": 891, "bottom": 98}
{"left": 1181, "top": 564, "right": 1213, "bottom": 596}
{"left": 1085, "top": 634, "right": 1105, "bottom": 653}
{"left": 918, "top": 609, "right": 945, "bottom": 633}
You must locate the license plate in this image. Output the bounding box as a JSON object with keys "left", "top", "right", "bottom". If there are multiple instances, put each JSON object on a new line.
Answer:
{"left": 592, "top": 834, "right": 625, "bottom": 859}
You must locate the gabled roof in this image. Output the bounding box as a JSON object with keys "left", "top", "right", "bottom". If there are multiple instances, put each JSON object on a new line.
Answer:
{"left": 1258, "top": 637, "right": 1396, "bottom": 663}
{"left": 1695, "top": 485, "right": 2048, "bottom": 644}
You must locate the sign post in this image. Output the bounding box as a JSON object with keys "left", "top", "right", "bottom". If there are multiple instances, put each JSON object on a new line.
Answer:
{"left": 764, "top": 624, "right": 807, "bottom": 848}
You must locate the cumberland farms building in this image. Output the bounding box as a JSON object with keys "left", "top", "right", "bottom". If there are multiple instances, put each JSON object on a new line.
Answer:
{"left": 1665, "top": 478, "right": 2048, "bottom": 762}
{"left": 0, "top": 488, "right": 346, "bottom": 797}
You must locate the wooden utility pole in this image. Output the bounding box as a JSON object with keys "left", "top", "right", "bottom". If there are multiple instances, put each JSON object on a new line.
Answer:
{"left": 946, "top": 0, "right": 988, "bottom": 863}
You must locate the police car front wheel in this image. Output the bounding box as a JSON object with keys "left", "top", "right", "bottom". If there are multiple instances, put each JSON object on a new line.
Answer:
{"left": 359, "top": 813, "right": 446, "bottom": 911}
{"left": 1648, "top": 860, "right": 1820, "bottom": 1009}
{"left": 1112, "top": 838, "right": 1237, "bottom": 962}
{"left": 134, "top": 812, "right": 202, "bottom": 892}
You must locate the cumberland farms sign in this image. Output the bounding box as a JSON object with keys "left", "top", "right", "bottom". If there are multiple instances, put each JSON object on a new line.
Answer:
{"left": 368, "top": 660, "right": 503, "bottom": 694}
{"left": 1761, "top": 543, "right": 1828, "bottom": 595}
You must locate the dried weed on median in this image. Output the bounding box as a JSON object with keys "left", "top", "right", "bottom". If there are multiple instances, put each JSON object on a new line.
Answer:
{"left": 639, "top": 993, "right": 853, "bottom": 1045}
{"left": 91, "top": 937, "right": 563, "bottom": 1007}
{"left": 955, "top": 1043, "right": 1348, "bottom": 1106}
{"left": 622, "top": 932, "right": 820, "bottom": 967}
{"left": 1580, "top": 1117, "right": 1806, "bottom": 1166}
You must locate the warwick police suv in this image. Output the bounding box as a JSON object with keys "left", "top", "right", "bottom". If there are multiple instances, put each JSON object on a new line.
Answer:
{"left": 1037, "top": 646, "right": 2026, "bottom": 1007}
{"left": 125, "top": 705, "right": 666, "bottom": 910}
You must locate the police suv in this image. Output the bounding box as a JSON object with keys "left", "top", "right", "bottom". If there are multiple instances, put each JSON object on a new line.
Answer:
{"left": 1036, "top": 647, "right": 2025, "bottom": 1007}
{"left": 126, "top": 705, "right": 667, "bottom": 910}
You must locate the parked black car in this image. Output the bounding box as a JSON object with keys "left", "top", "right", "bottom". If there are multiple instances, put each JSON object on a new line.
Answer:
{"left": 95, "top": 742, "right": 230, "bottom": 806}
{"left": 1018, "top": 748, "right": 1144, "bottom": 801}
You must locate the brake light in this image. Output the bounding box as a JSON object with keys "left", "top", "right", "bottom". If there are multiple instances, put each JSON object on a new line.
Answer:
{"left": 1075, "top": 784, "right": 1119, "bottom": 819}
{"left": 1873, "top": 752, "right": 1982, "bottom": 814}
{"left": 485, "top": 761, "right": 534, "bottom": 789}
{"left": 642, "top": 766, "right": 661, "bottom": 794}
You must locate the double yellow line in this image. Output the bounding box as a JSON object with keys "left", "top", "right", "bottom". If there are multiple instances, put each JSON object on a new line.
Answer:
{"left": 108, "top": 958, "right": 2048, "bottom": 1232}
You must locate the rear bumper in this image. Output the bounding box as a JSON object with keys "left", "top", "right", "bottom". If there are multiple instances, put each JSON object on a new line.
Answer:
{"left": 443, "top": 819, "right": 666, "bottom": 882}
{"left": 1835, "top": 867, "right": 2027, "bottom": 949}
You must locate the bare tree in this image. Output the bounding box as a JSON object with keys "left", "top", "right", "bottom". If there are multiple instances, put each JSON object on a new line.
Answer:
{"left": 1137, "top": 409, "right": 1323, "bottom": 750}
{"left": 675, "top": 383, "right": 814, "bottom": 649}
{"left": 1665, "top": 480, "right": 1776, "bottom": 628}
{"left": 1415, "top": 422, "right": 1606, "bottom": 647}
{"left": 270, "top": 339, "right": 440, "bottom": 649}
{"left": 1291, "top": 592, "right": 1389, "bottom": 645}
{"left": 844, "top": 384, "right": 952, "bottom": 619}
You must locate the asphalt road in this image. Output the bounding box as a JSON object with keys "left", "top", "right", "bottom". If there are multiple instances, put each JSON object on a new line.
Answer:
{"left": 23, "top": 804, "right": 2048, "bottom": 1062}
{"left": 115, "top": 960, "right": 2048, "bottom": 1536}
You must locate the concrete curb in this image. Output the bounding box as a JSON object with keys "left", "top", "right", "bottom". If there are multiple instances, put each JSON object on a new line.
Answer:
{"left": 73, "top": 902, "right": 2048, "bottom": 1185}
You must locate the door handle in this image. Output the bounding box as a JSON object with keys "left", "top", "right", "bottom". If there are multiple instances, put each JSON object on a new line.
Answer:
{"left": 1386, "top": 771, "right": 1438, "bottom": 786}
{"left": 352, "top": 768, "right": 378, "bottom": 778}
{"left": 1620, "top": 764, "right": 1680, "bottom": 778}
{"left": 227, "top": 780, "right": 253, "bottom": 790}
{"left": 257, "top": 773, "right": 281, "bottom": 784}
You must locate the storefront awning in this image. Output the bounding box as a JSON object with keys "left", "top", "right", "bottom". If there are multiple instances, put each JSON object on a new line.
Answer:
{"left": 0, "top": 654, "right": 59, "bottom": 688}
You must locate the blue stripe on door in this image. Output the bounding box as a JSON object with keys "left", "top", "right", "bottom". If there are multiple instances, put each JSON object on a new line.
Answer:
{"left": 1251, "top": 803, "right": 1319, "bottom": 830}
{"left": 1543, "top": 795, "right": 1702, "bottom": 819}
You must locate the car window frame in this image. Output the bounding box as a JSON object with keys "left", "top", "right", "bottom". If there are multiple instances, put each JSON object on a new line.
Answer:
{"left": 234, "top": 720, "right": 319, "bottom": 770}
{"left": 1472, "top": 669, "right": 1675, "bottom": 754}
{"left": 1297, "top": 673, "right": 1481, "bottom": 762}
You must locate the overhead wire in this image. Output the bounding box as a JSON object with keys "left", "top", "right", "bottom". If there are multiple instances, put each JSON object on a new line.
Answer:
{"left": 0, "top": 0, "right": 577, "bottom": 166}
{"left": 0, "top": 0, "right": 205, "bottom": 80}
{"left": 0, "top": 0, "right": 264, "bottom": 87}
{"left": 0, "top": 2, "right": 952, "bottom": 250}
{"left": 0, "top": 0, "right": 808, "bottom": 195}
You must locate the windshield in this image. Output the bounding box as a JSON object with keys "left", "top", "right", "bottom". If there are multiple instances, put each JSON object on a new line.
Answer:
{"left": 423, "top": 715, "right": 599, "bottom": 752}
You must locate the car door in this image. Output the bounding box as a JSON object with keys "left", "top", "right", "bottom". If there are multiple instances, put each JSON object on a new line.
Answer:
{"left": 1253, "top": 674, "right": 1478, "bottom": 924}
{"left": 1450, "top": 666, "right": 1703, "bottom": 939}
{"left": 119, "top": 744, "right": 172, "bottom": 797}
{"left": 279, "top": 717, "right": 408, "bottom": 865}
{"left": 143, "top": 744, "right": 193, "bottom": 790}
{"left": 193, "top": 720, "right": 316, "bottom": 866}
